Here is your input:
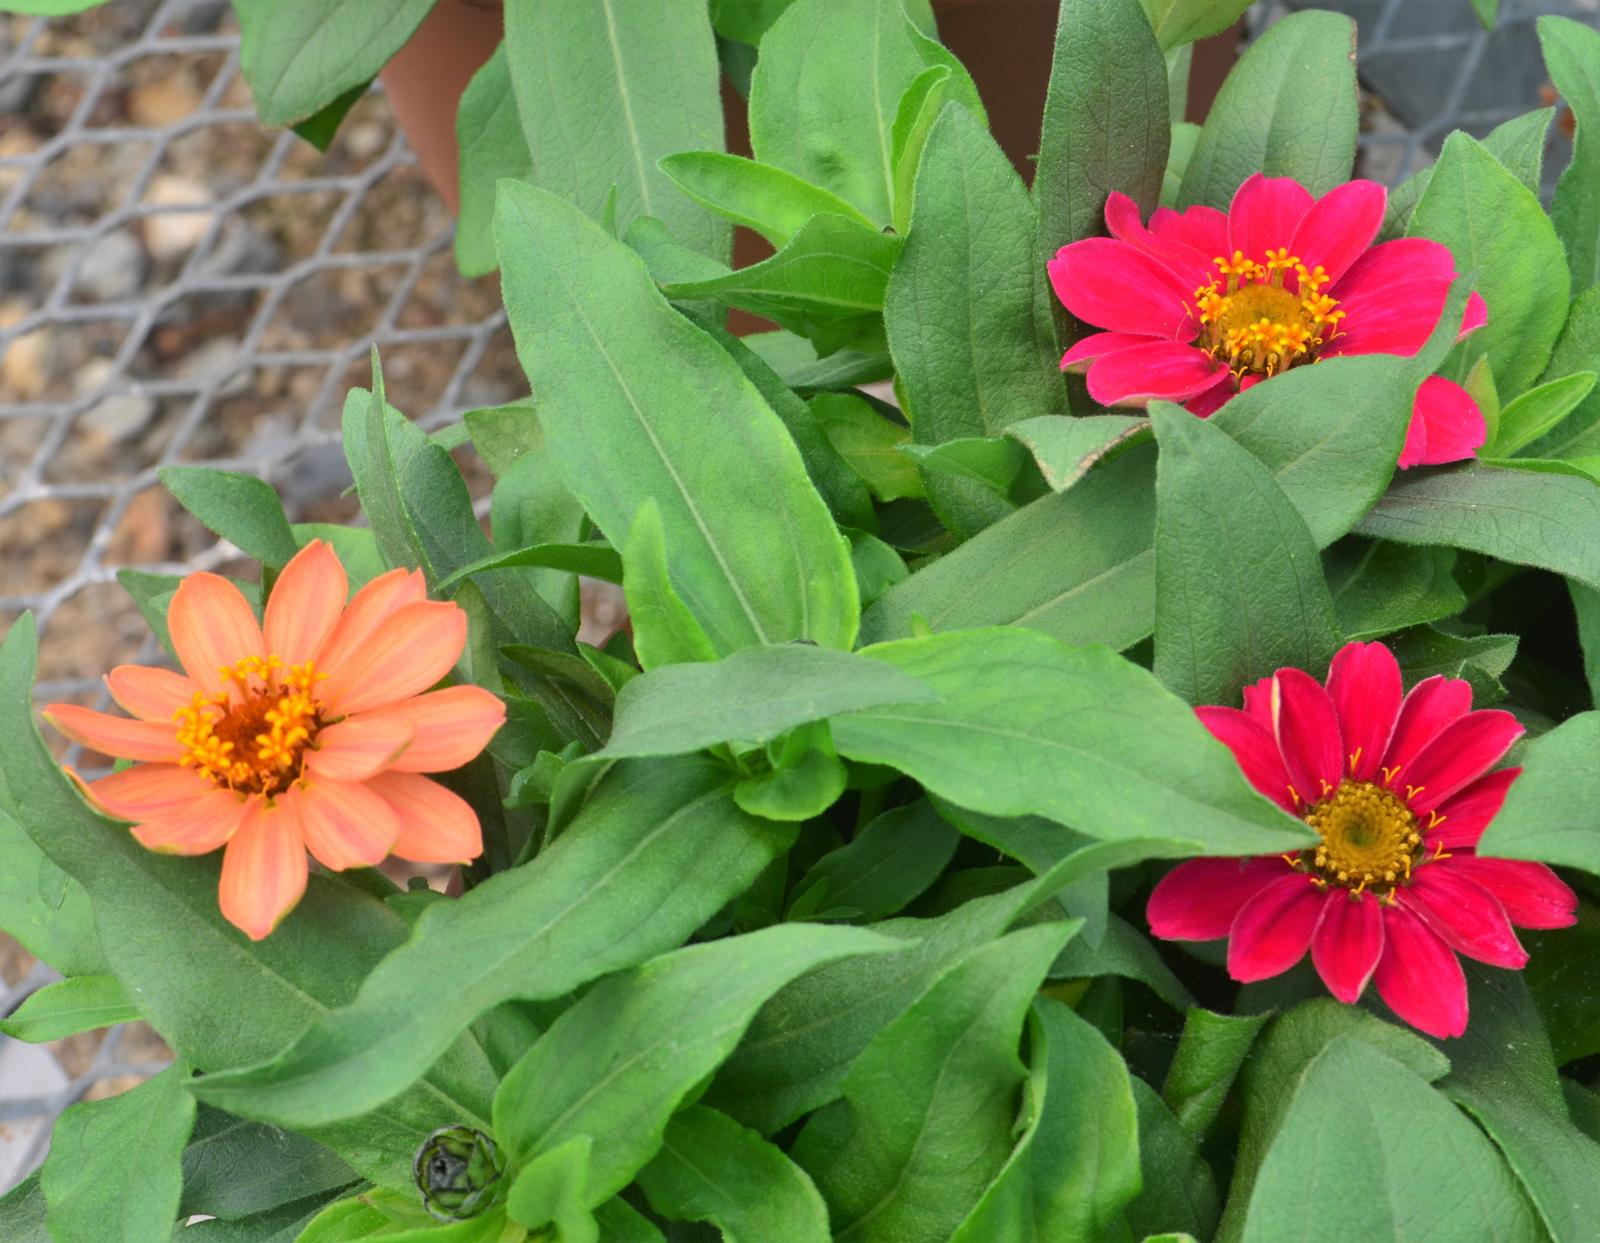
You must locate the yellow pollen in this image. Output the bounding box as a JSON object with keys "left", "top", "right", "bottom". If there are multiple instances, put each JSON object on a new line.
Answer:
{"left": 174, "top": 656, "right": 326, "bottom": 797}
{"left": 1190, "top": 252, "right": 1346, "bottom": 380}
{"left": 1282, "top": 779, "right": 1425, "bottom": 898}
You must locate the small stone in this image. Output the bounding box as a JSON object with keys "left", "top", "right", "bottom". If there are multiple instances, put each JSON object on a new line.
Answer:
{"left": 128, "top": 75, "right": 202, "bottom": 129}
{"left": 81, "top": 391, "right": 157, "bottom": 446}
{"left": 140, "top": 174, "right": 215, "bottom": 260}
{"left": 71, "top": 229, "right": 148, "bottom": 304}
{"left": 1, "top": 327, "right": 50, "bottom": 400}
{"left": 175, "top": 337, "right": 249, "bottom": 395}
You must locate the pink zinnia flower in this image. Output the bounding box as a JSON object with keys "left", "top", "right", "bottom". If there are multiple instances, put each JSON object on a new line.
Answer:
{"left": 1049, "top": 174, "right": 1489, "bottom": 469}
{"left": 46, "top": 541, "right": 506, "bottom": 940}
{"left": 1147, "top": 641, "right": 1575, "bottom": 1038}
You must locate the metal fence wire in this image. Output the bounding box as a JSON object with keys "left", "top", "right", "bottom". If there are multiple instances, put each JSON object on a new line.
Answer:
{"left": 1, "top": 0, "right": 1595, "bottom": 1202}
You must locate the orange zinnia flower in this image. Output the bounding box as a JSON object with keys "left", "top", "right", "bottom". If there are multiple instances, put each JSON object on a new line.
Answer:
{"left": 46, "top": 540, "right": 506, "bottom": 940}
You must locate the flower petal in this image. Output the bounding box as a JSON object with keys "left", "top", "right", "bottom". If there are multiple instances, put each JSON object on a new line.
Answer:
{"left": 104, "top": 665, "right": 195, "bottom": 722}
{"left": 1401, "top": 865, "right": 1527, "bottom": 968}
{"left": 1105, "top": 191, "right": 1214, "bottom": 287}
{"left": 1196, "top": 706, "right": 1296, "bottom": 811}
{"left": 168, "top": 572, "right": 265, "bottom": 698}
{"left": 1381, "top": 675, "right": 1473, "bottom": 776}
{"left": 290, "top": 780, "right": 401, "bottom": 872}
{"left": 1271, "top": 668, "right": 1344, "bottom": 807}
{"left": 1241, "top": 675, "right": 1275, "bottom": 729}
{"left": 1149, "top": 203, "right": 1230, "bottom": 257}
{"left": 1426, "top": 767, "right": 1520, "bottom": 849}
{"left": 351, "top": 686, "right": 506, "bottom": 773}
{"left": 1048, "top": 238, "right": 1196, "bottom": 337}
{"left": 1444, "top": 856, "right": 1577, "bottom": 930}
{"left": 1461, "top": 291, "right": 1488, "bottom": 339}
{"left": 365, "top": 771, "right": 483, "bottom": 865}
{"left": 264, "top": 540, "right": 349, "bottom": 669}
{"left": 1227, "top": 174, "right": 1315, "bottom": 265}
{"left": 1403, "top": 709, "right": 1523, "bottom": 815}
{"left": 1399, "top": 376, "right": 1485, "bottom": 470}
{"left": 1227, "top": 871, "right": 1325, "bottom": 982}
{"left": 1060, "top": 331, "right": 1165, "bottom": 372}
{"left": 1373, "top": 903, "right": 1468, "bottom": 1039}
{"left": 1324, "top": 641, "right": 1401, "bottom": 782}
{"left": 217, "top": 801, "right": 308, "bottom": 941}
{"left": 303, "top": 716, "right": 416, "bottom": 783}
{"left": 319, "top": 601, "right": 468, "bottom": 717}
{"left": 1288, "top": 180, "right": 1387, "bottom": 286}
{"left": 1325, "top": 238, "right": 1455, "bottom": 358}
{"left": 132, "top": 787, "right": 251, "bottom": 856}
{"left": 86, "top": 763, "right": 212, "bottom": 821}
{"left": 45, "top": 704, "right": 183, "bottom": 763}
{"left": 1312, "top": 890, "right": 1384, "bottom": 1003}
{"left": 312, "top": 567, "right": 428, "bottom": 676}
{"left": 1184, "top": 376, "right": 1237, "bottom": 417}
{"left": 1084, "top": 341, "right": 1230, "bottom": 406}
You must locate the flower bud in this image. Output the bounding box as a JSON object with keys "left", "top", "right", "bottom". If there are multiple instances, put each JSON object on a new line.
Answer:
{"left": 413, "top": 1125, "right": 504, "bottom": 1220}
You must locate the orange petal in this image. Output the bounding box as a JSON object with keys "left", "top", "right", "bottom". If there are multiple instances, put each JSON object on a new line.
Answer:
{"left": 289, "top": 780, "right": 400, "bottom": 871}
{"left": 132, "top": 787, "right": 251, "bottom": 856}
{"left": 168, "top": 573, "right": 265, "bottom": 697}
{"left": 45, "top": 704, "right": 184, "bottom": 763}
{"left": 366, "top": 771, "right": 482, "bottom": 864}
{"left": 320, "top": 601, "right": 467, "bottom": 717}
{"left": 312, "top": 567, "right": 427, "bottom": 674}
{"left": 218, "top": 800, "right": 308, "bottom": 941}
{"left": 351, "top": 685, "right": 506, "bottom": 773}
{"left": 105, "top": 665, "right": 196, "bottom": 722}
{"left": 303, "top": 716, "right": 415, "bottom": 783}
{"left": 264, "top": 540, "right": 349, "bottom": 668}
{"left": 88, "top": 763, "right": 212, "bottom": 821}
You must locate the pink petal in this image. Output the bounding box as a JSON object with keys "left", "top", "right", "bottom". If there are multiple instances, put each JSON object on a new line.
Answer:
{"left": 1184, "top": 376, "right": 1237, "bottom": 417}
{"left": 349, "top": 685, "right": 506, "bottom": 773}
{"left": 1195, "top": 706, "right": 1296, "bottom": 811}
{"left": 1271, "top": 669, "right": 1345, "bottom": 807}
{"left": 319, "top": 600, "right": 467, "bottom": 717}
{"left": 1104, "top": 191, "right": 1214, "bottom": 287}
{"left": 1048, "top": 238, "right": 1195, "bottom": 337}
{"left": 167, "top": 573, "right": 265, "bottom": 699}
{"left": 1147, "top": 857, "right": 1286, "bottom": 941}
{"left": 1444, "top": 856, "right": 1577, "bottom": 930}
{"left": 217, "top": 800, "right": 308, "bottom": 941}
{"left": 86, "top": 763, "right": 212, "bottom": 821}
{"left": 1241, "top": 675, "right": 1275, "bottom": 729}
{"left": 104, "top": 665, "right": 196, "bottom": 723}
{"left": 1427, "top": 768, "right": 1520, "bottom": 849}
{"left": 1289, "top": 180, "right": 1387, "bottom": 286}
{"left": 1060, "top": 331, "right": 1165, "bottom": 372}
{"left": 1084, "top": 341, "right": 1230, "bottom": 406}
{"left": 312, "top": 567, "right": 428, "bottom": 676}
{"left": 1149, "top": 203, "right": 1230, "bottom": 257}
{"left": 1399, "top": 376, "right": 1485, "bottom": 470}
{"left": 1323, "top": 641, "right": 1401, "bottom": 782}
{"left": 1227, "top": 871, "right": 1326, "bottom": 981}
{"left": 1227, "top": 174, "right": 1315, "bottom": 266}
{"left": 365, "top": 771, "right": 483, "bottom": 865}
{"left": 45, "top": 704, "right": 183, "bottom": 764}
{"left": 1403, "top": 709, "right": 1523, "bottom": 815}
{"left": 1311, "top": 890, "right": 1384, "bottom": 1003}
{"left": 1460, "top": 291, "right": 1488, "bottom": 339}
{"left": 303, "top": 716, "right": 415, "bottom": 783}
{"left": 289, "top": 780, "right": 400, "bottom": 872}
{"left": 1325, "top": 238, "right": 1456, "bottom": 358}
{"left": 1381, "top": 675, "right": 1473, "bottom": 778}
{"left": 1401, "top": 865, "right": 1527, "bottom": 968}
{"left": 132, "top": 787, "right": 251, "bottom": 856}
{"left": 264, "top": 540, "right": 348, "bottom": 669}
{"left": 1374, "top": 903, "right": 1468, "bottom": 1038}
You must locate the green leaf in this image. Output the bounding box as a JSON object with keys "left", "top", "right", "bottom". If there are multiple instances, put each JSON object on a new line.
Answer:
{"left": 1383, "top": 107, "right": 1552, "bottom": 240}
{"left": 291, "top": 525, "right": 386, "bottom": 588}
{"left": 495, "top": 181, "right": 859, "bottom": 654}
{"left": 831, "top": 627, "right": 1312, "bottom": 855}
{"left": 178, "top": 1191, "right": 363, "bottom": 1241}
{"left": 792, "top": 800, "right": 959, "bottom": 921}
{"left": 809, "top": 392, "right": 921, "bottom": 503}
{"left": 1138, "top": 0, "right": 1252, "bottom": 50}
{"left": 1036, "top": 0, "right": 1169, "bottom": 252}
{"left": 658, "top": 152, "right": 876, "bottom": 248}
{"left": 733, "top": 745, "right": 847, "bottom": 821}
{"left": 291, "top": 79, "right": 368, "bottom": 152}
{"left": 621, "top": 500, "right": 720, "bottom": 670}
{"left": 1498, "top": 372, "right": 1596, "bottom": 457}
{"left": 1542, "top": 17, "right": 1600, "bottom": 291}
{"left": 494, "top": 925, "right": 892, "bottom": 1209}
{"left": 1238, "top": 1035, "right": 1540, "bottom": 1241}
{"left": 1473, "top": 0, "right": 1500, "bottom": 27}
{"left": 1048, "top": 911, "right": 1194, "bottom": 1010}
{"left": 709, "top": 0, "right": 799, "bottom": 44}
{"left": 0, "top": 805, "right": 105, "bottom": 976}
{"left": 1525, "top": 902, "right": 1600, "bottom": 1065}
{"left": 636, "top": 1105, "right": 829, "bottom": 1243}
{"left": 747, "top": 0, "right": 981, "bottom": 226}
{"left": 598, "top": 643, "right": 934, "bottom": 758}
{"left": 41, "top": 1061, "right": 196, "bottom": 1243}
{"left": 796, "top": 922, "right": 1077, "bottom": 1239}
{"left": 1356, "top": 464, "right": 1600, "bottom": 592}
{"left": 188, "top": 757, "right": 795, "bottom": 1131}
{"left": 1151, "top": 402, "right": 1340, "bottom": 706}
{"left": 1388, "top": 625, "right": 1517, "bottom": 701}
{"left": 1478, "top": 710, "right": 1600, "bottom": 869}
{"left": 504, "top": 1138, "right": 598, "bottom": 1239}
{"left": 951, "top": 996, "right": 1140, "bottom": 1240}
{"left": 904, "top": 437, "right": 1027, "bottom": 498}
{"left": 158, "top": 465, "right": 300, "bottom": 571}
{"left": 889, "top": 66, "right": 953, "bottom": 236}
{"left": 0, "top": 974, "right": 136, "bottom": 1042}
{"left": 743, "top": 329, "right": 894, "bottom": 390}
{"left": 0, "top": 1174, "right": 46, "bottom": 1243}
{"left": 504, "top": 0, "right": 727, "bottom": 260}
{"left": 1124, "top": 1077, "right": 1219, "bottom": 1241}
{"left": 1525, "top": 283, "right": 1600, "bottom": 460}
{"left": 1410, "top": 130, "right": 1570, "bottom": 397}
{"left": 1573, "top": 582, "right": 1600, "bottom": 707}
{"left": 1179, "top": 11, "right": 1357, "bottom": 209}
{"left": 1161, "top": 1008, "right": 1270, "bottom": 1140}
{"left": 1007, "top": 415, "right": 1150, "bottom": 492}
{"left": 439, "top": 542, "right": 624, "bottom": 590}
{"left": 0, "top": 0, "right": 108, "bottom": 12}
{"left": 454, "top": 44, "right": 530, "bottom": 278}
{"left": 234, "top": 0, "right": 436, "bottom": 127}
{"left": 179, "top": 1106, "right": 357, "bottom": 1222}
{"left": 1326, "top": 540, "right": 1465, "bottom": 641}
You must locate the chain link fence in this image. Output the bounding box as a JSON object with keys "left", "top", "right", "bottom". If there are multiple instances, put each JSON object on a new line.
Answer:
{"left": 1, "top": 0, "right": 1594, "bottom": 1202}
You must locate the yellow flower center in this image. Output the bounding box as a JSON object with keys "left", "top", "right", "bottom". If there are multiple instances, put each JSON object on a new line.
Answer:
{"left": 174, "top": 656, "right": 325, "bottom": 796}
{"left": 1288, "top": 779, "right": 1424, "bottom": 899}
{"left": 1192, "top": 249, "right": 1346, "bottom": 380}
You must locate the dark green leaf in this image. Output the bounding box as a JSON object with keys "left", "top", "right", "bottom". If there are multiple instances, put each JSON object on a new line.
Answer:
{"left": 0, "top": 805, "right": 105, "bottom": 976}
{"left": 1125, "top": 1077, "right": 1220, "bottom": 1241}
{"left": 1573, "top": 582, "right": 1600, "bottom": 706}
{"left": 809, "top": 392, "right": 922, "bottom": 503}
{"left": 0, "top": 974, "right": 136, "bottom": 1042}
{"left": 1162, "top": 1008, "right": 1270, "bottom": 1140}
{"left": 291, "top": 79, "right": 368, "bottom": 152}
{"left": 439, "top": 542, "right": 623, "bottom": 590}
{"left": 1542, "top": 16, "right": 1600, "bottom": 291}
{"left": 0, "top": 1174, "right": 46, "bottom": 1243}
{"left": 180, "top": 1106, "right": 357, "bottom": 1222}
{"left": 158, "top": 465, "right": 300, "bottom": 570}
{"left": 1525, "top": 283, "right": 1600, "bottom": 460}
{"left": 1326, "top": 540, "right": 1465, "bottom": 641}
{"left": 454, "top": 44, "right": 530, "bottom": 278}
{"left": 1478, "top": 710, "right": 1600, "bottom": 870}
{"left": 1048, "top": 911, "right": 1195, "bottom": 1011}
{"left": 1387, "top": 625, "right": 1517, "bottom": 700}
{"left": 793, "top": 800, "right": 958, "bottom": 921}
{"left": 1007, "top": 415, "right": 1150, "bottom": 492}
{"left": 172, "top": 1191, "right": 347, "bottom": 1241}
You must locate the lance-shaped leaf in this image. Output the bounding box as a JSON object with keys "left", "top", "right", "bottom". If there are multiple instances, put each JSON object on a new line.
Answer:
{"left": 454, "top": 43, "right": 532, "bottom": 278}
{"left": 0, "top": 805, "right": 104, "bottom": 977}
{"left": 0, "top": 974, "right": 136, "bottom": 1042}
{"left": 658, "top": 152, "right": 876, "bottom": 248}
{"left": 1542, "top": 17, "right": 1600, "bottom": 292}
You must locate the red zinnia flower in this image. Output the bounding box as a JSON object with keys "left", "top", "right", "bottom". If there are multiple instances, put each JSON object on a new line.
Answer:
{"left": 1049, "top": 175, "right": 1489, "bottom": 469}
{"left": 1147, "top": 641, "right": 1575, "bottom": 1038}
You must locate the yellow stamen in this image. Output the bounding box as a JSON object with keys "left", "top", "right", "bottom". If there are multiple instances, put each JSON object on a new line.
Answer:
{"left": 1298, "top": 779, "right": 1424, "bottom": 899}
{"left": 174, "top": 657, "right": 326, "bottom": 797}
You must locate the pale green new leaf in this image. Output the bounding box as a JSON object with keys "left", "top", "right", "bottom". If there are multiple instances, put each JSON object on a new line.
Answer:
{"left": 454, "top": 44, "right": 531, "bottom": 277}
{"left": 0, "top": 974, "right": 136, "bottom": 1042}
